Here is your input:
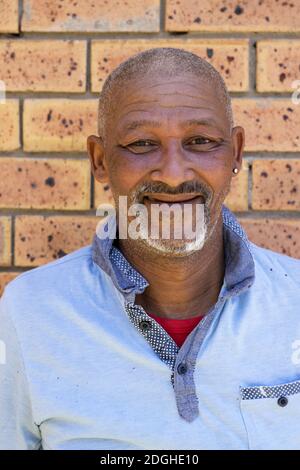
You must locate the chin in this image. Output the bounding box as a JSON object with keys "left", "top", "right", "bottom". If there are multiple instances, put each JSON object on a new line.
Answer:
{"left": 138, "top": 233, "right": 208, "bottom": 257}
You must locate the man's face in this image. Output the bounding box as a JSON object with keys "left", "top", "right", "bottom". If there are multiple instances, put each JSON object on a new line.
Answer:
{"left": 89, "top": 72, "right": 244, "bottom": 256}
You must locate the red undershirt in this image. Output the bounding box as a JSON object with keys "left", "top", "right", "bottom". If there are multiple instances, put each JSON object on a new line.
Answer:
{"left": 147, "top": 312, "right": 204, "bottom": 348}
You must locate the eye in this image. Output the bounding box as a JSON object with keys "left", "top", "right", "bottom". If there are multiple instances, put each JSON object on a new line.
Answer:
{"left": 123, "top": 140, "right": 156, "bottom": 154}
{"left": 188, "top": 137, "right": 212, "bottom": 145}
{"left": 129, "top": 140, "right": 154, "bottom": 147}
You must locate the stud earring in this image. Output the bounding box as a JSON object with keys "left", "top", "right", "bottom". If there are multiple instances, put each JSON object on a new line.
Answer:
{"left": 233, "top": 168, "right": 239, "bottom": 174}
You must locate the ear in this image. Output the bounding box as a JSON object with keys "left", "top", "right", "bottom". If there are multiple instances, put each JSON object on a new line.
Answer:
{"left": 87, "top": 135, "right": 109, "bottom": 183}
{"left": 231, "top": 126, "right": 245, "bottom": 173}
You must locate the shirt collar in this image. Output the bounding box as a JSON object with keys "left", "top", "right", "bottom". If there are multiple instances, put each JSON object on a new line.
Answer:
{"left": 91, "top": 204, "right": 255, "bottom": 301}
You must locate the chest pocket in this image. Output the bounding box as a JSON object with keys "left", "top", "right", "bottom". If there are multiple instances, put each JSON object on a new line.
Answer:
{"left": 240, "top": 378, "right": 300, "bottom": 450}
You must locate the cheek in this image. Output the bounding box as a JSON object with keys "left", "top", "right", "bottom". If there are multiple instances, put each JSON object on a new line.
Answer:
{"left": 195, "top": 149, "right": 232, "bottom": 185}
{"left": 209, "top": 170, "right": 232, "bottom": 198}
{"left": 106, "top": 154, "right": 146, "bottom": 196}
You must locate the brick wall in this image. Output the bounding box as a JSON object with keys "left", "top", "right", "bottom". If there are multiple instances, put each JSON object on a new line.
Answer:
{"left": 0, "top": 0, "right": 299, "bottom": 296}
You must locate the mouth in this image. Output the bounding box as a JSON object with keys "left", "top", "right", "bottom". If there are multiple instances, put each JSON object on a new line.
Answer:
{"left": 142, "top": 193, "right": 205, "bottom": 204}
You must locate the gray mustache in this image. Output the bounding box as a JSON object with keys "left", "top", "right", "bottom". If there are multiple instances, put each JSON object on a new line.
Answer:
{"left": 131, "top": 181, "right": 213, "bottom": 203}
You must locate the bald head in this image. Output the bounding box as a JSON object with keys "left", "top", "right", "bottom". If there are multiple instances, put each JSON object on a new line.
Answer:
{"left": 97, "top": 47, "right": 234, "bottom": 143}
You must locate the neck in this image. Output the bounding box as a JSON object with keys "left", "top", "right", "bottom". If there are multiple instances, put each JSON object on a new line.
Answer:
{"left": 117, "top": 216, "right": 225, "bottom": 320}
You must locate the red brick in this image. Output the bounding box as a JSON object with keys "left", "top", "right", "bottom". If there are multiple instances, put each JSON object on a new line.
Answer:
{"left": 22, "top": 0, "right": 160, "bottom": 32}
{"left": 257, "top": 40, "right": 300, "bottom": 92}
{"left": 23, "top": 99, "right": 97, "bottom": 152}
{"left": 240, "top": 218, "right": 300, "bottom": 259}
{"left": 0, "top": 0, "right": 18, "bottom": 33}
{"left": 165, "top": 0, "right": 300, "bottom": 32}
{"left": 0, "top": 157, "right": 91, "bottom": 210}
{"left": 0, "top": 40, "right": 86, "bottom": 93}
{"left": 232, "top": 99, "right": 300, "bottom": 152}
{"left": 15, "top": 215, "right": 98, "bottom": 267}
{"left": 252, "top": 160, "right": 299, "bottom": 211}
{"left": 0, "top": 217, "right": 11, "bottom": 266}
{"left": 0, "top": 100, "right": 20, "bottom": 151}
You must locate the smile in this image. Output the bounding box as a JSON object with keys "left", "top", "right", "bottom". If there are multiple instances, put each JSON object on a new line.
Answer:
{"left": 143, "top": 194, "right": 205, "bottom": 204}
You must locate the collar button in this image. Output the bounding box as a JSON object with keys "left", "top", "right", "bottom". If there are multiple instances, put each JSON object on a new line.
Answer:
{"left": 139, "top": 320, "right": 152, "bottom": 332}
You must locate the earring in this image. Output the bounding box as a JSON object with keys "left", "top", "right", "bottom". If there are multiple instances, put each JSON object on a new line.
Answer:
{"left": 233, "top": 168, "right": 239, "bottom": 174}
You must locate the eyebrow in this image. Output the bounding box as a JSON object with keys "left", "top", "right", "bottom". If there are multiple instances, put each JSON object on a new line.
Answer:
{"left": 122, "top": 118, "right": 219, "bottom": 132}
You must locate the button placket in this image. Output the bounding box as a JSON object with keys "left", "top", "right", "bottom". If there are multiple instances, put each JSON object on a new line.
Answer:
{"left": 125, "top": 303, "right": 179, "bottom": 371}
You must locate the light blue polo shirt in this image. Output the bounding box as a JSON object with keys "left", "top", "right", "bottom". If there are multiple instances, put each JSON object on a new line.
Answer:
{"left": 0, "top": 205, "right": 300, "bottom": 450}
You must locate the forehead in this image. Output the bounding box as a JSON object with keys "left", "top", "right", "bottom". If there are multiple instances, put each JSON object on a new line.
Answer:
{"left": 110, "top": 74, "right": 229, "bottom": 134}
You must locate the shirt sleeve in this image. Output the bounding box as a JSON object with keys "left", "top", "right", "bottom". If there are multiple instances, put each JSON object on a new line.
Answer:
{"left": 0, "top": 286, "right": 42, "bottom": 450}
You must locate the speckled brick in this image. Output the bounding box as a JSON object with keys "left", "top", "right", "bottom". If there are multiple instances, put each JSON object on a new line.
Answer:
{"left": 23, "top": 100, "right": 98, "bottom": 152}
{"left": 0, "top": 40, "right": 86, "bottom": 92}
{"left": 252, "top": 160, "right": 300, "bottom": 211}
{"left": 0, "top": 158, "right": 91, "bottom": 210}
{"left": 15, "top": 215, "right": 98, "bottom": 267}
{"left": 22, "top": 0, "right": 160, "bottom": 32}
{"left": 232, "top": 99, "right": 300, "bottom": 152}
{"left": 0, "top": 217, "right": 12, "bottom": 266}
{"left": 165, "top": 0, "right": 300, "bottom": 32}
{"left": 0, "top": 0, "right": 18, "bottom": 33}
{"left": 0, "top": 272, "right": 20, "bottom": 297}
{"left": 0, "top": 100, "right": 20, "bottom": 151}
{"left": 91, "top": 38, "right": 249, "bottom": 92}
{"left": 224, "top": 161, "right": 248, "bottom": 211}
{"left": 257, "top": 40, "right": 300, "bottom": 92}
{"left": 239, "top": 218, "right": 300, "bottom": 259}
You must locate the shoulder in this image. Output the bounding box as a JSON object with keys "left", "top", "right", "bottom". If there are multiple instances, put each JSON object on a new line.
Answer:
{"left": 1, "top": 244, "right": 108, "bottom": 310}
{"left": 1, "top": 243, "right": 117, "bottom": 336}
{"left": 249, "top": 241, "right": 300, "bottom": 286}
{"left": 4, "top": 244, "right": 90, "bottom": 290}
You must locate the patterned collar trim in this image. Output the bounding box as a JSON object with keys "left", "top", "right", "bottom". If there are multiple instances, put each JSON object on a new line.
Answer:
{"left": 91, "top": 204, "right": 255, "bottom": 299}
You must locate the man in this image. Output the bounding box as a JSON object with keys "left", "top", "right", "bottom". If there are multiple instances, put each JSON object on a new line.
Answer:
{"left": 0, "top": 47, "right": 300, "bottom": 450}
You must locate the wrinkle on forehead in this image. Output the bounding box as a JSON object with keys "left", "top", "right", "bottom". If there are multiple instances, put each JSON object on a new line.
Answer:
{"left": 116, "top": 90, "right": 222, "bottom": 116}
{"left": 117, "top": 103, "right": 226, "bottom": 130}
{"left": 116, "top": 110, "right": 227, "bottom": 138}
{"left": 109, "top": 76, "right": 230, "bottom": 136}
{"left": 117, "top": 105, "right": 221, "bottom": 126}
{"left": 139, "top": 78, "right": 204, "bottom": 90}
{"left": 117, "top": 77, "right": 215, "bottom": 103}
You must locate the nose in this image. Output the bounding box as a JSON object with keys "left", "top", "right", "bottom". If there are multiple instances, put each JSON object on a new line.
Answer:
{"left": 150, "top": 141, "right": 196, "bottom": 188}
